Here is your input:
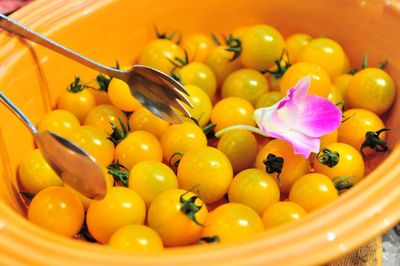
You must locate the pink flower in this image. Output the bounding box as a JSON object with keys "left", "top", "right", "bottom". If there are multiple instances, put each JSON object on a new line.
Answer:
{"left": 215, "top": 76, "right": 342, "bottom": 158}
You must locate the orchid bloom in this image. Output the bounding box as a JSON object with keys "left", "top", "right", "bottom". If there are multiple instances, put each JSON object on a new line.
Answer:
{"left": 215, "top": 76, "right": 342, "bottom": 158}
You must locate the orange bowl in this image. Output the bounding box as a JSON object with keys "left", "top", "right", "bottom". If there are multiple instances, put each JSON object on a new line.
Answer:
{"left": 1, "top": 0, "right": 400, "bottom": 265}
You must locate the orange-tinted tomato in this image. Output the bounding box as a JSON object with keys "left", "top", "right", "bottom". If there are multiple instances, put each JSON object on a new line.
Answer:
{"left": 285, "top": 33, "right": 312, "bottom": 63}
{"left": 108, "top": 78, "right": 142, "bottom": 112}
{"left": 37, "top": 109, "right": 80, "bottom": 138}
{"left": 84, "top": 104, "right": 128, "bottom": 134}
{"left": 181, "top": 33, "right": 216, "bottom": 63}
{"left": 179, "top": 62, "right": 217, "bottom": 98}
{"left": 261, "top": 201, "right": 307, "bottom": 229}
{"left": 333, "top": 73, "right": 353, "bottom": 97}
{"left": 57, "top": 88, "right": 96, "bottom": 123}
{"left": 128, "top": 106, "right": 169, "bottom": 139}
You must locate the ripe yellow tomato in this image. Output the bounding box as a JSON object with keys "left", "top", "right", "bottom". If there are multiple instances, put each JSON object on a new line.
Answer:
{"left": 297, "top": 38, "right": 349, "bottom": 78}
{"left": 313, "top": 142, "right": 365, "bottom": 185}
{"left": 86, "top": 187, "right": 146, "bottom": 244}
{"left": 222, "top": 68, "right": 269, "bottom": 106}
{"left": 228, "top": 168, "right": 280, "bottom": 215}
{"left": 67, "top": 125, "right": 114, "bottom": 167}
{"left": 115, "top": 131, "right": 163, "bottom": 170}
{"left": 138, "top": 39, "right": 185, "bottom": 74}
{"left": 181, "top": 33, "right": 216, "bottom": 63}
{"left": 338, "top": 108, "right": 386, "bottom": 153}
{"left": 280, "top": 61, "right": 331, "bottom": 98}
{"left": 28, "top": 187, "right": 84, "bottom": 237}
{"left": 84, "top": 104, "right": 128, "bottom": 135}
{"left": 327, "top": 84, "right": 344, "bottom": 105}
{"left": 108, "top": 78, "right": 142, "bottom": 112}
{"left": 346, "top": 68, "right": 395, "bottom": 115}
{"left": 18, "top": 149, "right": 63, "bottom": 194}
{"left": 285, "top": 33, "right": 312, "bottom": 63}
{"left": 211, "top": 97, "right": 255, "bottom": 132}
{"left": 241, "top": 24, "right": 285, "bottom": 69}
{"left": 255, "top": 91, "right": 282, "bottom": 108}
{"left": 160, "top": 122, "right": 207, "bottom": 162}
{"left": 217, "top": 129, "right": 258, "bottom": 173}
{"left": 57, "top": 88, "right": 96, "bottom": 123}
{"left": 289, "top": 173, "right": 339, "bottom": 212}
{"left": 179, "top": 62, "right": 217, "bottom": 98}
{"left": 37, "top": 109, "right": 80, "bottom": 138}
{"left": 128, "top": 106, "right": 169, "bottom": 139}
{"left": 333, "top": 73, "right": 353, "bottom": 97}
{"left": 180, "top": 84, "right": 212, "bottom": 127}
{"left": 128, "top": 161, "right": 178, "bottom": 207}
{"left": 177, "top": 146, "right": 233, "bottom": 204}
{"left": 320, "top": 129, "right": 339, "bottom": 149}
{"left": 255, "top": 139, "right": 310, "bottom": 193}
{"left": 201, "top": 203, "right": 264, "bottom": 243}
{"left": 262, "top": 201, "right": 307, "bottom": 229}
{"left": 108, "top": 224, "right": 163, "bottom": 252}
{"left": 147, "top": 189, "right": 208, "bottom": 247}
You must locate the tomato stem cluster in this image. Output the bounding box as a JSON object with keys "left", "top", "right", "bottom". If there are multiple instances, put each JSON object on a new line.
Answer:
{"left": 333, "top": 176, "right": 354, "bottom": 191}
{"left": 67, "top": 77, "right": 85, "bottom": 93}
{"left": 263, "top": 153, "right": 284, "bottom": 184}
{"left": 197, "top": 235, "right": 220, "bottom": 244}
{"left": 360, "top": 128, "right": 390, "bottom": 158}
{"left": 317, "top": 148, "right": 340, "bottom": 168}
{"left": 107, "top": 162, "right": 129, "bottom": 186}
{"left": 179, "top": 191, "right": 204, "bottom": 226}
{"left": 107, "top": 117, "right": 129, "bottom": 145}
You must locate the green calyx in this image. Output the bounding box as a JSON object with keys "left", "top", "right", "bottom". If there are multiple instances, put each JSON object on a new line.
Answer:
{"left": 263, "top": 153, "right": 284, "bottom": 184}
{"left": 107, "top": 162, "right": 129, "bottom": 186}
{"left": 317, "top": 148, "right": 340, "bottom": 168}
{"left": 259, "top": 50, "right": 291, "bottom": 79}
{"left": 348, "top": 53, "right": 388, "bottom": 74}
{"left": 107, "top": 117, "right": 129, "bottom": 146}
{"left": 333, "top": 176, "right": 354, "bottom": 191}
{"left": 197, "top": 235, "right": 220, "bottom": 244}
{"left": 202, "top": 122, "right": 216, "bottom": 139}
{"left": 168, "top": 152, "right": 184, "bottom": 170}
{"left": 360, "top": 128, "right": 390, "bottom": 157}
{"left": 225, "top": 35, "right": 242, "bottom": 62}
{"left": 180, "top": 191, "right": 204, "bottom": 226}
{"left": 154, "top": 25, "right": 181, "bottom": 44}
{"left": 67, "top": 77, "right": 85, "bottom": 93}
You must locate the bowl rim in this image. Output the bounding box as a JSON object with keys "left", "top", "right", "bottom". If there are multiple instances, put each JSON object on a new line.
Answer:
{"left": 0, "top": 0, "right": 399, "bottom": 265}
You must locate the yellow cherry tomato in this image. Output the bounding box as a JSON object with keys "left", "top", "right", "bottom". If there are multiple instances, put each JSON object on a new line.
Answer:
{"left": 228, "top": 168, "right": 280, "bottom": 215}
{"left": 147, "top": 189, "right": 208, "bottom": 247}
{"left": 262, "top": 201, "right": 307, "bottom": 229}
{"left": 86, "top": 187, "right": 146, "bottom": 244}
{"left": 138, "top": 39, "right": 185, "bottom": 74}
{"left": 204, "top": 45, "right": 242, "bottom": 87}
{"left": 67, "top": 125, "right": 114, "bottom": 167}
{"left": 84, "top": 104, "right": 128, "bottom": 135}
{"left": 178, "top": 62, "right": 217, "bottom": 98}
{"left": 108, "top": 78, "right": 142, "bottom": 112}
{"left": 211, "top": 97, "right": 255, "bottom": 132}
{"left": 313, "top": 142, "right": 365, "bottom": 185}
{"left": 289, "top": 173, "right": 338, "bottom": 212}
{"left": 37, "top": 109, "right": 80, "bottom": 138}
{"left": 128, "top": 106, "right": 169, "bottom": 139}
{"left": 333, "top": 73, "right": 353, "bottom": 97}
{"left": 128, "top": 161, "right": 178, "bottom": 207}
{"left": 285, "top": 33, "right": 312, "bottom": 63}
{"left": 28, "top": 187, "right": 84, "bottom": 237}
{"left": 338, "top": 108, "right": 386, "bottom": 154}
{"left": 327, "top": 84, "right": 344, "bottom": 105}
{"left": 280, "top": 61, "right": 331, "bottom": 98}
{"left": 160, "top": 122, "right": 207, "bottom": 162}
{"left": 222, "top": 68, "right": 269, "bottom": 106}
{"left": 255, "top": 91, "right": 282, "bottom": 108}
{"left": 217, "top": 129, "right": 258, "bottom": 173}
{"left": 201, "top": 203, "right": 264, "bottom": 243}
{"left": 181, "top": 33, "right": 216, "bottom": 63}
{"left": 255, "top": 139, "right": 310, "bottom": 193}
{"left": 115, "top": 131, "right": 163, "bottom": 170}
{"left": 109, "top": 224, "right": 163, "bottom": 252}
{"left": 177, "top": 146, "right": 233, "bottom": 204}
{"left": 18, "top": 149, "right": 63, "bottom": 194}
{"left": 320, "top": 129, "right": 339, "bottom": 149}
{"left": 57, "top": 88, "right": 96, "bottom": 123}
{"left": 241, "top": 24, "right": 285, "bottom": 69}
{"left": 346, "top": 68, "right": 396, "bottom": 115}
{"left": 180, "top": 85, "right": 212, "bottom": 127}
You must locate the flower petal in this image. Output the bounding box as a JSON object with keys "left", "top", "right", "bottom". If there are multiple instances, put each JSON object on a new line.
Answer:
{"left": 293, "top": 76, "right": 311, "bottom": 103}
{"left": 295, "top": 94, "right": 342, "bottom": 137}
{"left": 279, "top": 130, "right": 320, "bottom": 158}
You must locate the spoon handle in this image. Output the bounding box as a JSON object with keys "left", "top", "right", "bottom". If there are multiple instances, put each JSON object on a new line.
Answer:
{"left": 0, "top": 13, "right": 126, "bottom": 80}
{"left": 0, "top": 92, "right": 39, "bottom": 135}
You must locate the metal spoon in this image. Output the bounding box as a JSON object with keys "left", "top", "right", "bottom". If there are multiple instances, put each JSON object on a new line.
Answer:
{"left": 0, "top": 13, "right": 192, "bottom": 124}
{"left": 0, "top": 92, "right": 106, "bottom": 199}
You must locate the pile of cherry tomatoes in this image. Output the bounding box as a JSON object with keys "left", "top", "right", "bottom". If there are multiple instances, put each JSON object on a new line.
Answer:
{"left": 18, "top": 23, "right": 395, "bottom": 252}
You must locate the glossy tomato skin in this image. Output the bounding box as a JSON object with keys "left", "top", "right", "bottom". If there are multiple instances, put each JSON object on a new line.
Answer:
{"left": 86, "top": 187, "right": 146, "bottom": 244}
{"left": 313, "top": 142, "right": 365, "bottom": 185}
{"left": 108, "top": 224, "right": 163, "bottom": 252}
{"left": 28, "top": 187, "right": 84, "bottom": 237}
{"left": 211, "top": 97, "right": 255, "bottom": 132}
{"left": 261, "top": 201, "right": 307, "bottom": 229}
{"left": 241, "top": 24, "right": 285, "bottom": 69}
{"left": 228, "top": 168, "right": 280, "bottom": 215}
{"left": 346, "top": 68, "right": 396, "bottom": 115}
{"left": 255, "top": 91, "right": 282, "bottom": 108}
{"left": 18, "top": 149, "right": 63, "bottom": 194}
{"left": 201, "top": 203, "right": 264, "bottom": 243}
{"left": 179, "top": 62, "right": 217, "bottom": 98}
{"left": 280, "top": 61, "right": 331, "bottom": 98}
{"left": 180, "top": 85, "right": 213, "bottom": 127}
{"left": 327, "top": 85, "right": 343, "bottom": 105}
{"left": 107, "top": 78, "right": 142, "bottom": 112}
{"left": 285, "top": 33, "right": 312, "bottom": 63}
{"left": 128, "top": 106, "right": 169, "bottom": 139}
{"left": 255, "top": 139, "right": 310, "bottom": 193}
{"left": 289, "top": 173, "right": 338, "bottom": 212}
{"left": 333, "top": 73, "right": 353, "bottom": 97}
{"left": 222, "top": 68, "right": 269, "bottom": 106}
{"left": 181, "top": 33, "right": 216, "bottom": 63}
{"left": 84, "top": 104, "right": 128, "bottom": 135}
{"left": 147, "top": 189, "right": 208, "bottom": 247}
{"left": 37, "top": 109, "right": 80, "bottom": 138}
{"left": 338, "top": 108, "right": 386, "bottom": 153}
{"left": 57, "top": 88, "right": 96, "bottom": 123}
{"left": 115, "top": 131, "right": 163, "bottom": 170}
{"left": 177, "top": 146, "right": 233, "bottom": 204}
{"left": 128, "top": 160, "right": 178, "bottom": 207}
{"left": 217, "top": 129, "right": 258, "bottom": 173}
{"left": 138, "top": 39, "right": 185, "bottom": 74}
